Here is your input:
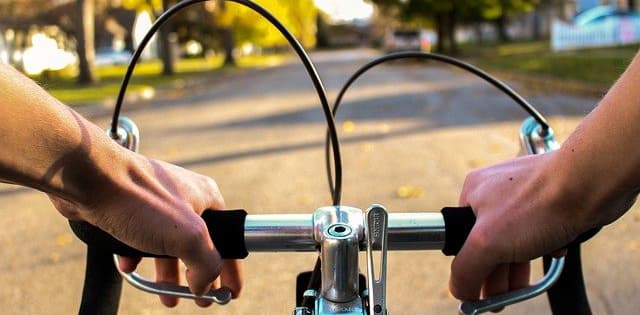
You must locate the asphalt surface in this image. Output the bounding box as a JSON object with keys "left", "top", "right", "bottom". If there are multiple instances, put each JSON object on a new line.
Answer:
{"left": 1, "top": 48, "right": 637, "bottom": 314}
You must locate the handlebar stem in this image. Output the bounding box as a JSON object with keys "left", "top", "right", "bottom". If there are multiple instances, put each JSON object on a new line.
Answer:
{"left": 314, "top": 206, "right": 364, "bottom": 304}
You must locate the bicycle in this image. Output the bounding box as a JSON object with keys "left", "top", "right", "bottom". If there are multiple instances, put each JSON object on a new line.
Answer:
{"left": 68, "top": 1, "right": 599, "bottom": 314}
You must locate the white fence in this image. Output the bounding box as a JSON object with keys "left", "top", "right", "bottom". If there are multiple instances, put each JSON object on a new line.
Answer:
{"left": 551, "top": 17, "right": 640, "bottom": 50}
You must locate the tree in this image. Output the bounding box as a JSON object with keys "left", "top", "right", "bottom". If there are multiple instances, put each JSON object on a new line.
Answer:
{"left": 371, "top": 0, "right": 464, "bottom": 54}
{"left": 158, "top": 0, "right": 176, "bottom": 75}
{"left": 478, "top": 0, "right": 537, "bottom": 42}
{"left": 75, "top": 0, "right": 97, "bottom": 84}
{"left": 370, "top": 0, "right": 538, "bottom": 54}
{"left": 121, "top": 0, "right": 318, "bottom": 68}
{"left": 121, "top": 0, "right": 177, "bottom": 75}
{"left": 211, "top": 0, "right": 318, "bottom": 65}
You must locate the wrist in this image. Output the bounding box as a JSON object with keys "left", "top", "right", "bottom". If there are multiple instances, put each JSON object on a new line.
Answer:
{"left": 550, "top": 142, "right": 632, "bottom": 231}
{"left": 51, "top": 126, "right": 132, "bottom": 212}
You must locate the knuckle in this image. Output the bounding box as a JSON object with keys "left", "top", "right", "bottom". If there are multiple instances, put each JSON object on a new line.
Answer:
{"left": 467, "top": 226, "right": 494, "bottom": 253}
{"left": 204, "top": 176, "right": 219, "bottom": 190}
{"left": 179, "top": 220, "right": 210, "bottom": 254}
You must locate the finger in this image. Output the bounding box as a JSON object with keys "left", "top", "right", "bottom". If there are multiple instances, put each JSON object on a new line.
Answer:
{"left": 182, "top": 221, "right": 222, "bottom": 296}
{"left": 450, "top": 226, "right": 498, "bottom": 300}
{"left": 155, "top": 258, "right": 180, "bottom": 307}
{"left": 508, "top": 262, "right": 530, "bottom": 290}
{"left": 202, "top": 177, "right": 226, "bottom": 211}
{"left": 185, "top": 252, "right": 221, "bottom": 297}
{"left": 458, "top": 170, "right": 481, "bottom": 207}
{"left": 480, "top": 264, "right": 509, "bottom": 313}
{"left": 195, "top": 278, "right": 219, "bottom": 308}
{"left": 220, "top": 259, "right": 244, "bottom": 298}
{"left": 118, "top": 256, "right": 142, "bottom": 273}
{"left": 482, "top": 264, "right": 510, "bottom": 299}
{"left": 458, "top": 180, "right": 471, "bottom": 207}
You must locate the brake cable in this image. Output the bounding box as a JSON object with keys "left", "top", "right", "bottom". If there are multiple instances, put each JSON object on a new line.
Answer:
{"left": 324, "top": 51, "right": 550, "bottom": 194}
{"left": 109, "top": 0, "right": 344, "bottom": 206}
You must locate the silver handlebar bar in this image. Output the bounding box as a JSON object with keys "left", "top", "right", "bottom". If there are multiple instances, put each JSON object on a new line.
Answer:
{"left": 243, "top": 211, "right": 445, "bottom": 252}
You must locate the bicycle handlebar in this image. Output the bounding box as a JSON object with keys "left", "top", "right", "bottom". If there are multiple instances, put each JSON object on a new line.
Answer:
{"left": 69, "top": 204, "right": 599, "bottom": 315}
{"left": 69, "top": 207, "right": 475, "bottom": 259}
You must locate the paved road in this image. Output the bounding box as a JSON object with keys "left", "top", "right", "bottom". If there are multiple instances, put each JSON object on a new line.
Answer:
{"left": 1, "top": 48, "right": 636, "bottom": 314}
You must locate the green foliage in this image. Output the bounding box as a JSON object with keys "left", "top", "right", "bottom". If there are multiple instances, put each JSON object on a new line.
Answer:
{"left": 370, "top": 0, "right": 538, "bottom": 23}
{"left": 216, "top": 0, "right": 318, "bottom": 48}
{"left": 120, "top": 1, "right": 319, "bottom": 50}
{"left": 121, "top": 0, "right": 164, "bottom": 13}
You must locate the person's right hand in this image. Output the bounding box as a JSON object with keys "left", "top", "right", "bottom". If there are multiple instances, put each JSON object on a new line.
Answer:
{"left": 49, "top": 150, "right": 243, "bottom": 307}
{"left": 450, "top": 151, "right": 636, "bottom": 301}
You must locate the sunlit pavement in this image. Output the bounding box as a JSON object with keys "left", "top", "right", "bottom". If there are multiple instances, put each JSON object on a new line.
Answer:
{"left": 0, "top": 48, "right": 636, "bottom": 314}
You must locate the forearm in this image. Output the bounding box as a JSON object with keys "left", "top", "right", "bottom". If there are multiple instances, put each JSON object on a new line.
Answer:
{"left": 0, "top": 64, "right": 126, "bottom": 204}
{"left": 551, "top": 52, "right": 640, "bottom": 228}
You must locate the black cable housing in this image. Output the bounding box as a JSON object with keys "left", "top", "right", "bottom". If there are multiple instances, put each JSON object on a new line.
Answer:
{"left": 325, "top": 51, "right": 550, "bottom": 194}
{"left": 110, "top": 0, "right": 343, "bottom": 205}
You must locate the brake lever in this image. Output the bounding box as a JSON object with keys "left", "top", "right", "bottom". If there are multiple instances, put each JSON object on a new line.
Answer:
{"left": 113, "top": 255, "right": 233, "bottom": 304}
{"left": 366, "top": 204, "right": 388, "bottom": 315}
{"left": 458, "top": 257, "right": 565, "bottom": 315}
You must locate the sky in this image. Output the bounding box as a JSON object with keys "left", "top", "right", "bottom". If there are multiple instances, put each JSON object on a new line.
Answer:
{"left": 313, "top": 0, "right": 374, "bottom": 22}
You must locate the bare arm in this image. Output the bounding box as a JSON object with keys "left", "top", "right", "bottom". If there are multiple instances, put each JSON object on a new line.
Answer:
{"left": 450, "top": 51, "right": 640, "bottom": 300}
{"left": 0, "top": 64, "right": 242, "bottom": 306}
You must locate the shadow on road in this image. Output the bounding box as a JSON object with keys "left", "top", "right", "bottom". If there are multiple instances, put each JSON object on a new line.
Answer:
{"left": 158, "top": 79, "right": 597, "bottom": 135}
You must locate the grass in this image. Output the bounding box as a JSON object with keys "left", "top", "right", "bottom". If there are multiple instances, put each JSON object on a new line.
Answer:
{"left": 460, "top": 41, "right": 640, "bottom": 87}
{"left": 35, "top": 53, "right": 290, "bottom": 106}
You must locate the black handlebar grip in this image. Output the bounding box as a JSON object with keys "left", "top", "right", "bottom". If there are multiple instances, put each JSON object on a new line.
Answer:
{"left": 441, "top": 206, "right": 476, "bottom": 256}
{"left": 69, "top": 209, "right": 249, "bottom": 259}
{"left": 440, "top": 206, "right": 601, "bottom": 256}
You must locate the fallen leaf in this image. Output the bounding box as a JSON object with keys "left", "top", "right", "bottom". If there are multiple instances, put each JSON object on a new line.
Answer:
{"left": 342, "top": 120, "right": 356, "bottom": 134}
{"left": 379, "top": 123, "right": 391, "bottom": 134}
{"left": 396, "top": 185, "right": 424, "bottom": 199}
{"left": 55, "top": 233, "right": 73, "bottom": 247}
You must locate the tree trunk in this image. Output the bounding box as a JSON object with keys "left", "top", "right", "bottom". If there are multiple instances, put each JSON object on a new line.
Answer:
{"left": 435, "top": 13, "right": 445, "bottom": 54}
{"left": 496, "top": 15, "right": 510, "bottom": 42}
{"left": 75, "top": 0, "right": 97, "bottom": 85}
{"left": 447, "top": 6, "right": 458, "bottom": 55}
{"left": 222, "top": 28, "right": 235, "bottom": 66}
{"left": 474, "top": 22, "right": 484, "bottom": 44}
{"left": 158, "top": 0, "right": 175, "bottom": 76}
{"left": 532, "top": 8, "right": 541, "bottom": 40}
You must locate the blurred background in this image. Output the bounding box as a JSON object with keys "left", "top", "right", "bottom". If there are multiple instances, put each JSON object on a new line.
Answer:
{"left": 0, "top": 0, "right": 638, "bottom": 100}
{"left": 2, "top": 0, "right": 640, "bottom": 314}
